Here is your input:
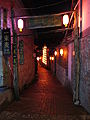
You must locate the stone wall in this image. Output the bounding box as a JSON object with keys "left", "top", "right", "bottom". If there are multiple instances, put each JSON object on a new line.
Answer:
{"left": 68, "top": 27, "right": 90, "bottom": 113}
{"left": 79, "top": 30, "right": 90, "bottom": 113}
{"left": 56, "top": 63, "right": 67, "bottom": 85}
{"left": 50, "top": 46, "right": 68, "bottom": 86}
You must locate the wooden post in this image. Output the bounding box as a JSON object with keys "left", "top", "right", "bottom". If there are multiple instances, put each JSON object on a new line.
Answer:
{"left": 11, "top": 7, "right": 19, "bottom": 100}
{"left": 73, "top": 10, "right": 80, "bottom": 105}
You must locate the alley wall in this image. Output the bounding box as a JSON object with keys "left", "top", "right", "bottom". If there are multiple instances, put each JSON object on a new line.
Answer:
{"left": 0, "top": 0, "right": 35, "bottom": 91}
{"left": 49, "top": 0, "right": 90, "bottom": 113}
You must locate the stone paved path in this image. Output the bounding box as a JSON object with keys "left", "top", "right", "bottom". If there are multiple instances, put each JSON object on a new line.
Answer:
{"left": 0, "top": 65, "right": 90, "bottom": 120}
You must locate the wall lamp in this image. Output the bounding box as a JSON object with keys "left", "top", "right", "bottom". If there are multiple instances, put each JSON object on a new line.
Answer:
{"left": 50, "top": 56, "right": 54, "bottom": 61}
{"left": 54, "top": 51, "right": 57, "bottom": 56}
{"left": 60, "top": 48, "right": 63, "bottom": 56}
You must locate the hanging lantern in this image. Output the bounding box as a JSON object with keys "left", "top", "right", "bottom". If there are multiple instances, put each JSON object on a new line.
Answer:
{"left": 50, "top": 57, "right": 52, "bottom": 60}
{"left": 37, "top": 57, "right": 39, "bottom": 61}
{"left": 54, "top": 51, "right": 57, "bottom": 56}
{"left": 60, "top": 49, "right": 63, "bottom": 56}
{"left": 18, "top": 19, "right": 24, "bottom": 32}
{"left": 52, "top": 57, "right": 54, "bottom": 61}
{"left": 63, "top": 14, "right": 69, "bottom": 27}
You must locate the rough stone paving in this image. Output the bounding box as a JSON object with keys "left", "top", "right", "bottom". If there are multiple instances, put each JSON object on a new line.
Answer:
{"left": 0, "top": 65, "right": 90, "bottom": 120}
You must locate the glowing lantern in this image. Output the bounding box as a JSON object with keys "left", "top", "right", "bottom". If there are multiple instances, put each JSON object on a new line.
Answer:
{"left": 54, "top": 51, "right": 57, "bottom": 56}
{"left": 18, "top": 19, "right": 24, "bottom": 32}
{"left": 52, "top": 57, "right": 54, "bottom": 61}
{"left": 37, "top": 57, "right": 39, "bottom": 61}
{"left": 63, "top": 14, "right": 69, "bottom": 27}
{"left": 50, "top": 57, "right": 52, "bottom": 60}
{"left": 60, "top": 49, "right": 63, "bottom": 56}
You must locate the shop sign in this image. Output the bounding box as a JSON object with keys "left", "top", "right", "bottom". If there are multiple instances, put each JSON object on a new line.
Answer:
{"left": 2, "top": 28, "right": 11, "bottom": 56}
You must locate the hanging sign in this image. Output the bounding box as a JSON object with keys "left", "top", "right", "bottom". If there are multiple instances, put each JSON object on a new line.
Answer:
{"left": 2, "top": 28, "right": 11, "bottom": 56}
{"left": 19, "top": 40, "right": 24, "bottom": 64}
{"left": 25, "top": 14, "right": 62, "bottom": 29}
{"left": 13, "top": 43, "right": 17, "bottom": 65}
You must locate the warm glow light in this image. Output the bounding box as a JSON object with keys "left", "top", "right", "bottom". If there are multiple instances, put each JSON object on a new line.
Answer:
{"left": 50, "top": 57, "right": 52, "bottom": 60}
{"left": 52, "top": 57, "right": 54, "bottom": 61}
{"left": 42, "top": 46, "right": 47, "bottom": 65}
{"left": 73, "top": 51, "right": 75, "bottom": 56}
{"left": 39, "top": 57, "right": 41, "bottom": 59}
{"left": 37, "top": 57, "right": 39, "bottom": 61}
{"left": 60, "top": 49, "right": 63, "bottom": 56}
{"left": 63, "top": 14, "right": 69, "bottom": 27}
{"left": 18, "top": 19, "right": 24, "bottom": 32}
{"left": 54, "top": 51, "right": 57, "bottom": 56}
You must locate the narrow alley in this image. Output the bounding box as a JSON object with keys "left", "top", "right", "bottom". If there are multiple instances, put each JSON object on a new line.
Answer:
{"left": 0, "top": 64, "right": 89, "bottom": 120}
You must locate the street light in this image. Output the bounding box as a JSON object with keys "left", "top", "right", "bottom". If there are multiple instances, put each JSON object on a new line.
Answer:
{"left": 63, "top": 14, "right": 69, "bottom": 27}
{"left": 18, "top": 19, "right": 24, "bottom": 32}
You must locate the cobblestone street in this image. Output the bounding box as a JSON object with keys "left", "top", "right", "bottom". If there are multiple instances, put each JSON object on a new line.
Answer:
{"left": 0, "top": 65, "right": 89, "bottom": 120}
